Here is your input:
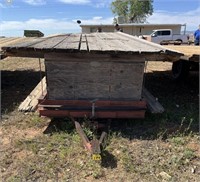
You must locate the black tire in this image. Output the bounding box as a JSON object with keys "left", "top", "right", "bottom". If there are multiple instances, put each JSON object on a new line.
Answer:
{"left": 160, "top": 41, "right": 168, "bottom": 45}
{"left": 172, "top": 60, "right": 190, "bottom": 80}
{"left": 174, "top": 39, "right": 182, "bottom": 45}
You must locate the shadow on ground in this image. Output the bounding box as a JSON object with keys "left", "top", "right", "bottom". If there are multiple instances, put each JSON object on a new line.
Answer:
{"left": 43, "top": 70, "right": 199, "bottom": 139}
{"left": 1, "top": 69, "right": 199, "bottom": 139}
{"left": 1, "top": 70, "right": 45, "bottom": 114}
{"left": 2, "top": 68, "right": 198, "bottom": 170}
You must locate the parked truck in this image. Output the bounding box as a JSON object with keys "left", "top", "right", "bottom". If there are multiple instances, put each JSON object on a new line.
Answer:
{"left": 142, "top": 29, "right": 189, "bottom": 45}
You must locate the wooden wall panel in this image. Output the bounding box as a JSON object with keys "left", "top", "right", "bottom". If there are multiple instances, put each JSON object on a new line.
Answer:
{"left": 48, "top": 87, "right": 75, "bottom": 99}
{"left": 110, "top": 62, "right": 144, "bottom": 99}
{"left": 45, "top": 54, "right": 145, "bottom": 100}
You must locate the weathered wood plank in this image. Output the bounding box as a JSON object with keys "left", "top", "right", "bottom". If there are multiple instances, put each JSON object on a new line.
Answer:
{"left": 142, "top": 87, "right": 164, "bottom": 113}
{"left": 44, "top": 52, "right": 146, "bottom": 62}
{"left": 116, "top": 32, "right": 182, "bottom": 54}
{"left": 86, "top": 32, "right": 165, "bottom": 54}
{"left": 45, "top": 60, "right": 111, "bottom": 100}
{"left": 48, "top": 84, "right": 110, "bottom": 100}
{"left": 0, "top": 38, "right": 34, "bottom": 52}
{"left": 47, "top": 74, "right": 110, "bottom": 87}
{"left": 86, "top": 32, "right": 137, "bottom": 53}
{"left": 18, "top": 77, "right": 47, "bottom": 112}
{"left": 45, "top": 61, "right": 111, "bottom": 78}
{"left": 2, "top": 33, "right": 183, "bottom": 63}
{"left": 28, "top": 35, "right": 68, "bottom": 49}
{"left": 45, "top": 57, "right": 145, "bottom": 100}
{"left": 86, "top": 33, "right": 111, "bottom": 52}
{"left": 92, "top": 33, "right": 134, "bottom": 52}
{"left": 80, "top": 34, "right": 88, "bottom": 51}
{"left": 0, "top": 37, "right": 21, "bottom": 44}
{"left": 4, "top": 49, "right": 45, "bottom": 58}
{"left": 54, "top": 34, "right": 81, "bottom": 50}
{"left": 75, "top": 83, "right": 110, "bottom": 99}
{"left": 105, "top": 33, "right": 140, "bottom": 52}
{"left": 4, "top": 37, "right": 43, "bottom": 48}
{"left": 109, "top": 62, "right": 144, "bottom": 100}
{"left": 47, "top": 86, "right": 75, "bottom": 100}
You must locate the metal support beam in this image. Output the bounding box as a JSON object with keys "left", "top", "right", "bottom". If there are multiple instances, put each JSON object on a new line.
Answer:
{"left": 73, "top": 120, "right": 107, "bottom": 161}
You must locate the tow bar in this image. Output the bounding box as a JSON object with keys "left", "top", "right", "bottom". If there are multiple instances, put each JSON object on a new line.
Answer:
{"left": 74, "top": 120, "right": 107, "bottom": 161}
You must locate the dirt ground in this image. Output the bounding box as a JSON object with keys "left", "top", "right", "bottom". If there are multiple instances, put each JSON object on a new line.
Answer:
{"left": 164, "top": 45, "right": 200, "bottom": 56}
{"left": 0, "top": 56, "right": 199, "bottom": 182}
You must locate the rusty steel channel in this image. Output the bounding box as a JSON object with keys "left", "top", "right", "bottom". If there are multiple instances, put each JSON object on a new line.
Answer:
{"left": 74, "top": 120, "right": 107, "bottom": 161}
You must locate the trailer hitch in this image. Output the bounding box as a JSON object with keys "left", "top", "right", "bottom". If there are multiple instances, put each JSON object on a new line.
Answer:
{"left": 74, "top": 120, "right": 107, "bottom": 161}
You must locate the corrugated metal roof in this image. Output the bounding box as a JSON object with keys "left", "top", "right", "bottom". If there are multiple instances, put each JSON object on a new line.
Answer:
{"left": 2, "top": 32, "right": 183, "bottom": 61}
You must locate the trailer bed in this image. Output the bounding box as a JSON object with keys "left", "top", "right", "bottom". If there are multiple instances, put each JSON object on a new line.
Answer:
{"left": 165, "top": 45, "right": 200, "bottom": 62}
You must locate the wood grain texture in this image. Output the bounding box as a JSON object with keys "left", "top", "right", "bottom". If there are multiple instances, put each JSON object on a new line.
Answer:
{"left": 18, "top": 77, "right": 47, "bottom": 111}
{"left": 44, "top": 52, "right": 146, "bottom": 62}
{"left": 80, "top": 34, "right": 88, "bottom": 51}
{"left": 142, "top": 87, "right": 164, "bottom": 113}
{"left": 0, "top": 37, "right": 35, "bottom": 55}
{"left": 2, "top": 32, "right": 183, "bottom": 63}
{"left": 45, "top": 56, "right": 145, "bottom": 100}
{"left": 53, "top": 34, "right": 81, "bottom": 50}
{"left": 28, "top": 35, "right": 68, "bottom": 49}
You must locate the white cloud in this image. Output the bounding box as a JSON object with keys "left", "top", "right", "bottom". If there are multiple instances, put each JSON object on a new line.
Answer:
{"left": 1, "top": 18, "right": 79, "bottom": 30}
{"left": 93, "top": 16, "right": 104, "bottom": 20}
{"left": 0, "top": 18, "right": 81, "bottom": 36}
{"left": 58, "top": 0, "right": 112, "bottom": 7}
{"left": 0, "top": 3, "right": 4, "bottom": 8}
{"left": 0, "top": 16, "right": 114, "bottom": 36}
{"left": 80, "top": 16, "right": 113, "bottom": 24}
{"left": 148, "top": 7, "right": 200, "bottom": 30}
{"left": 1, "top": 6, "right": 199, "bottom": 37}
{"left": 58, "top": 0, "right": 90, "bottom": 5}
{"left": 0, "top": 2, "right": 12, "bottom": 8}
{"left": 23, "top": 0, "right": 46, "bottom": 6}
{"left": 93, "top": 0, "right": 112, "bottom": 8}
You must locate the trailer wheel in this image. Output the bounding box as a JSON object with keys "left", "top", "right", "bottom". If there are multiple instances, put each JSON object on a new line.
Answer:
{"left": 174, "top": 39, "right": 182, "bottom": 45}
{"left": 172, "top": 60, "right": 189, "bottom": 80}
{"left": 160, "top": 41, "right": 168, "bottom": 45}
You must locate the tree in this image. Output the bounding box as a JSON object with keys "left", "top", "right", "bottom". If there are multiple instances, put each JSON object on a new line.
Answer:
{"left": 111, "top": 0, "right": 153, "bottom": 23}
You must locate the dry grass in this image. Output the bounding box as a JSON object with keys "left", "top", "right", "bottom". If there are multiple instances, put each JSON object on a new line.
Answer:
{"left": 165, "top": 45, "right": 200, "bottom": 56}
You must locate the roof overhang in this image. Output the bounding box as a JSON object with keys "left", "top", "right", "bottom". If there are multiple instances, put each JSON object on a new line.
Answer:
{"left": 2, "top": 32, "right": 183, "bottom": 62}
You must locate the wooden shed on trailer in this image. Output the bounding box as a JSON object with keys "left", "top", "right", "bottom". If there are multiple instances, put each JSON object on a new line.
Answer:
{"left": 2, "top": 32, "right": 182, "bottom": 118}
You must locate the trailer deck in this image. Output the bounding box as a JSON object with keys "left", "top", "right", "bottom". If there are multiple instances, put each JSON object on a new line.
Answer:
{"left": 0, "top": 37, "right": 36, "bottom": 59}
{"left": 165, "top": 45, "right": 200, "bottom": 62}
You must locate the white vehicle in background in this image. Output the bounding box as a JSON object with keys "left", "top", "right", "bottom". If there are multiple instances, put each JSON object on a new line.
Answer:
{"left": 142, "top": 29, "right": 189, "bottom": 45}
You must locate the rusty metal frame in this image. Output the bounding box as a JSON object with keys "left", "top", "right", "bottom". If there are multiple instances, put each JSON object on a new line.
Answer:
{"left": 74, "top": 120, "right": 107, "bottom": 160}
{"left": 38, "top": 98, "right": 146, "bottom": 119}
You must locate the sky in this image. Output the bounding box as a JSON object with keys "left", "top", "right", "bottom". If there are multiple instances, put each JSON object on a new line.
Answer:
{"left": 0, "top": 0, "right": 200, "bottom": 37}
